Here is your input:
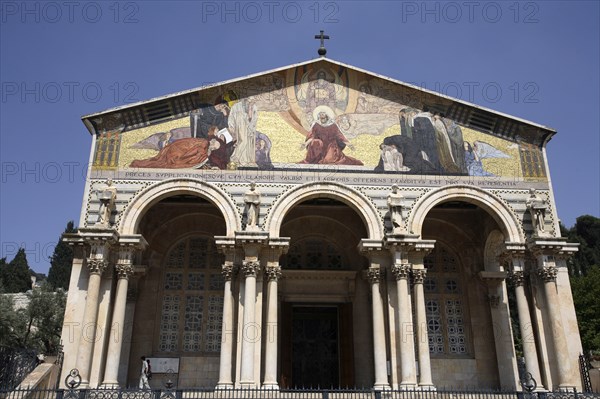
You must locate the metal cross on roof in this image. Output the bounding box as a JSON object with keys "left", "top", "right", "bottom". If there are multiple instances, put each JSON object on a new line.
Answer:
{"left": 315, "top": 30, "right": 329, "bottom": 57}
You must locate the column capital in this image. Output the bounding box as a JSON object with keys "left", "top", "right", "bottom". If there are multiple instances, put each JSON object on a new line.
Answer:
{"left": 537, "top": 266, "right": 557, "bottom": 283}
{"left": 241, "top": 260, "right": 261, "bottom": 277}
{"left": 115, "top": 263, "right": 134, "bottom": 279}
{"left": 391, "top": 264, "right": 411, "bottom": 280}
{"left": 508, "top": 270, "right": 525, "bottom": 287}
{"left": 222, "top": 261, "right": 236, "bottom": 281}
{"left": 265, "top": 265, "right": 282, "bottom": 281}
{"left": 412, "top": 268, "right": 427, "bottom": 284}
{"left": 366, "top": 267, "right": 383, "bottom": 284}
{"left": 87, "top": 259, "right": 108, "bottom": 275}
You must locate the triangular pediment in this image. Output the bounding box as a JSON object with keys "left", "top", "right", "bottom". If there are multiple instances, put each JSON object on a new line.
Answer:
{"left": 85, "top": 58, "right": 552, "bottom": 180}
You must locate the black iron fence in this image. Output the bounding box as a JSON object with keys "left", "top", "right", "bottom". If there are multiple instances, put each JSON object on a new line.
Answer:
{"left": 0, "top": 347, "right": 39, "bottom": 391}
{"left": 1, "top": 388, "right": 599, "bottom": 399}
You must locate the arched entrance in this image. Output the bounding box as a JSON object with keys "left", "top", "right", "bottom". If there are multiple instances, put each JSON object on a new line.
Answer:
{"left": 122, "top": 181, "right": 235, "bottom": 388}
{"left": 419, "top": 199, "right": 520, "bottom": 390}
{"left": 274, "top": 195, "right": 373, "bottom": 389}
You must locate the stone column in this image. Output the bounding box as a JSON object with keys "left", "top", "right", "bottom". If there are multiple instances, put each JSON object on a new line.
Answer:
{"left": 509, "top": 270, "right": 543, "bottom": 389}
{"left": 391, "top": 261, "right": 417, "bottom": 389}
{"left": 480, "top": 271, "right": 520, "bottom": 390}
{"left": 217, "top": 258, "right": 236, "bottom": 389}
{"left": 263, "top": 265, "right": 282, "bottom": 389}
{"left": 75, "top": 241, "right": 110, "bottom": 388}
{"left": 367, "top": 266, "right": 390, "bottom": 390}
{"left": 101, "top": 247, "right": 135, "bottom": 387}
{"left": 538, "top": 262, "right": 572, "bottom": 390}
{"left": 413, "top": 267, "right": 434, "bottom": 390}
{"left": 262, "top": 238, "right": 289, "bottom": 390}
{"left": 239, "top": 260, "right": 261, "bottom": 387}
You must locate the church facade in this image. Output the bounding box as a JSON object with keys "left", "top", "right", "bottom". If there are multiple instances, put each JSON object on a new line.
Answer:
{"left": 60, "top": 58, "right": 582, "bottom": 391}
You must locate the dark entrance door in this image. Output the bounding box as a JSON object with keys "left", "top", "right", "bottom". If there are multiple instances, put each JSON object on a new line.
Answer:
{"left": 281, "top": 303, "right": 354, "bottom": 388}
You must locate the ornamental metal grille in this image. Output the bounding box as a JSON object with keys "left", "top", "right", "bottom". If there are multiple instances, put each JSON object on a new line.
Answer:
{"left": 158, "top": 236, "right": 224, "bottom": 354}
{"left": 424, "top": 245, "right": 470, "bottom": 356}
{"left": 283, "top": 238, "right": 346, "bottom": 269}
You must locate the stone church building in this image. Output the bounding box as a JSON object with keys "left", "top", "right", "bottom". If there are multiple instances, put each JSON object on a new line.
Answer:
{"left": 60, "top": 56, "right": 583, "bottom": 391}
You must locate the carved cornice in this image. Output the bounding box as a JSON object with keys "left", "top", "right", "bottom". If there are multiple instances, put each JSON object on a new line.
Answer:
{"left": 265, "top": 265, "right": 282, "bottom": 281}
{"left": 384, "top": 235, "right": 435, "bottom": 255}
{"left": 537, "top": 266, "right": 557, "bottom": 283}
{"left": 412, "top": 269, "right": 427, "bottom": 284}
{"left": 391, "top": 264, "right": 411, "bottom": 281}
{"left": 241, "top": 260, "right": 261, "bottom": 277}
{"left": 528, "top": 238, "right": 579, "bottom": 259}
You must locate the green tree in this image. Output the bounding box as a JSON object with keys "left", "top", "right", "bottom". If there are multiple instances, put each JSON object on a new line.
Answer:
{"left": 0, "top": 283, "right": 66, "bottom": 353}
{"left": 24, "top": 283, "right": 67, "bottom": 353}
{"left": 571, "top": 265, "right": 600, "bottom": 352}
{"left": 0, "top": 286, "right": 27, "bottom": 348}
{"left": 47, "top": 221, "right": 77, "bottom": 290}
{"left": 563, "top": 215, "right": 600, "bottom": 276}
{"left": 562, "top": 215, "right": 600, "bottom": 353}
{"left": 0, "top": 249, "right": 33, "bottom": 293}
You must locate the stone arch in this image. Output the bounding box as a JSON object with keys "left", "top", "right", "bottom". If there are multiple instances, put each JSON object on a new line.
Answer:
{"left": 409, "top": 185, "right": 524, "bottom": 243}
{"left": 119, "top": 178, "right": 240, "bottom": 236}
{"left": 484, "top": 229, "right": 506, "bottom": 272}
{"left": 266, "top": 182, "right": 384, "bottom": 240}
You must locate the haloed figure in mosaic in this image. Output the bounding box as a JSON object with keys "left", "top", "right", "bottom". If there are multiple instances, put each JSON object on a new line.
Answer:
{"left": 300, "top": 106, "right": 363, "bottom": 166}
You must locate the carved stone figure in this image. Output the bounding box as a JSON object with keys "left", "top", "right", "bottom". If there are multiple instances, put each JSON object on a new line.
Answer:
{"left": 96, "top": 178, "right": 117, "bottom": 227}
{"left": 244, "top": 181, "right": 261, "bottom": 230}
{"left": 526, "top": 188, "right": 548, "bottom": 236}
{"left": 387, "top": 184, "right": 404, "bottom": 234}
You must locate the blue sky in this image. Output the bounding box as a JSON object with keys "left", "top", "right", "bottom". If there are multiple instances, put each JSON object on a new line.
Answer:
{"left": 1, "top": 1, "right": 599, "bottom": 274}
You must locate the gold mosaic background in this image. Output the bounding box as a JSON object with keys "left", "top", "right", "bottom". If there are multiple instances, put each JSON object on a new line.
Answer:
{"left": 95, "top": 65, "right": 544, "bottom": 180}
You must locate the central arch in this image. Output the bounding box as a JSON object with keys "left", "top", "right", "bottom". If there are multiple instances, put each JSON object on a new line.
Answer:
{"left": 266, "top": 182, "right": 384, "bottom": 240}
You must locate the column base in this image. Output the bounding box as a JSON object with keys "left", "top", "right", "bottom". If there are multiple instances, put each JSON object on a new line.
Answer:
{"left": 373, "top": 383, "right": 391, "bottom": 391}
{"left": 418, "top": 384, "right": 436, "bottom": 391}
{"left": 261, "top": 383, "right": 279, "bottom": 390}
{"left": 99, "top": 382, "right": 120, "bottom": 389}
{"left": 215, "top": 383, "right": 234, "bottom": 390}
{"left": 239, "top": 382, "right": 257, "bottom": 389}
{"left": 557, "top": 386, "right": 576, "bottom": 393}
{"left": 399, "top": 383, "right": 418, "bottom": 390}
